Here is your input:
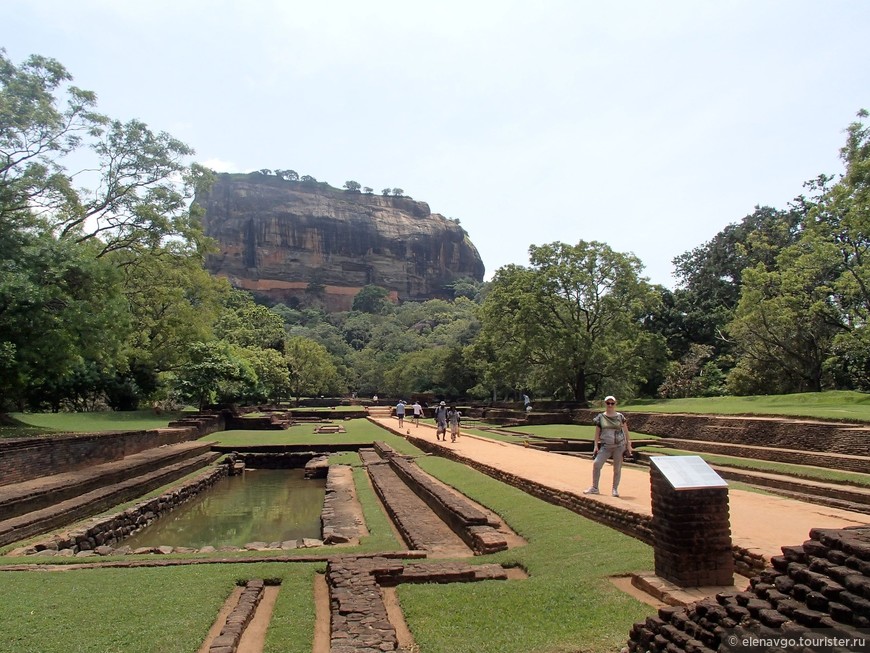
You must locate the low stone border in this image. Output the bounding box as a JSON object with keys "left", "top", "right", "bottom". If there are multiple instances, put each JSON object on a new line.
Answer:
{"left": 374, "top": 441, "right": 508, "bottom": 554}
{"left": 208, "top": 580, "right": 265, "bottom": 653}
{"left": 328, "top": 556, "right": 508, "bottom": 652}
{"left": 321, "top": 465, "right": 367, "bottom": 544}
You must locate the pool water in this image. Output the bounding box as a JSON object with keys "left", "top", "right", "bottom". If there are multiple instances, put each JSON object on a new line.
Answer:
{"left": 123, "top": 468, "right": 326, "bottom": 548}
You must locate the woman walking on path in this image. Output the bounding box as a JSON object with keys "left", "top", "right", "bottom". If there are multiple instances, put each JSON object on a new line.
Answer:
{"left": 584, "top": 395, "right": 633, "bottom": 497}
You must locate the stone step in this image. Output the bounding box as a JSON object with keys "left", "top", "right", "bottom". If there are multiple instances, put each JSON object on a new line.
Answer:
{"left": 0, "top": 440, "right": 214, "bottom": 520}
{"left": 0, "top": 450, "right": 220, "bottom": 547}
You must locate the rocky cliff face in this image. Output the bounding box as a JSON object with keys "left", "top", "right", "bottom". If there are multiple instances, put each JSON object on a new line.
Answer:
{"left": 196, "top": 174, "right": 485, "bottom": 311}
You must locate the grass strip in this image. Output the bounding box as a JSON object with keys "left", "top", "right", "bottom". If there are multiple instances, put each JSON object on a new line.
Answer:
{"left": 621, "top": 390, "right": 870, "bottom": 422}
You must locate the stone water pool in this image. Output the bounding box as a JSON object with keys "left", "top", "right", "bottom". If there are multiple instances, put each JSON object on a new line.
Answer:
{"left": 122, "top": 468, "right": 326, "bottom": 548}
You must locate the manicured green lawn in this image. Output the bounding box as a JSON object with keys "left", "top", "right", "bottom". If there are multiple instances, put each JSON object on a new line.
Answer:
{"left": 0, "top": 563, "right": 320, "bottom": 653}
{"left": 200, "top": 418, "right": 389, "bottom": 447}
{"left": 3, "top": 409, "right": 189, "bottom": 437}
{"left": 620, "top": 390, "right": 870, "bottom": 422}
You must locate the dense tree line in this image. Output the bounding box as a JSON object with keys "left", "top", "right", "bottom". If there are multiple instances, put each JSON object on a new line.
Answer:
{"left": 3, "top": 49, "right": 869, "bottom": 412}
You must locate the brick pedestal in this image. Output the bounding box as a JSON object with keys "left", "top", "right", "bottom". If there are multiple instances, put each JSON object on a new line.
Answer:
{"left": 650, "top": 465, "right": 734, "bottom": 587}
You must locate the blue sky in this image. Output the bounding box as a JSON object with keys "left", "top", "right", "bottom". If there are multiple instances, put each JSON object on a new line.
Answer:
{"left": 4, "top": 1, "right": 869, "bottom": 287}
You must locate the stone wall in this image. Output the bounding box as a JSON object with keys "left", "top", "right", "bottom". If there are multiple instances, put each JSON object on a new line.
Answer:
{"left": 373, "top": 441, "right": 507, "bottom": 555}
{"left": 15, "top": 466, "right": 228, "bottom": 556}
{"left": 0, "top": 414, "right": 224, "bottom": 488}
{"left": 626, "top": 526, "right": 870, "bottom": 653}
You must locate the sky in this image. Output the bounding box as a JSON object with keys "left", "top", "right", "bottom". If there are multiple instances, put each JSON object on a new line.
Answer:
{"left": 3, "top": 0, "right": 869, "bottom": 287}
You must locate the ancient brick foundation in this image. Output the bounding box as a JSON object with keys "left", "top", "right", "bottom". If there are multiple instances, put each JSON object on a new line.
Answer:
{"left": 208, "top": 580, "right": 265, "bottom": 653}
{"left": 0, "top": 413, "right": 224, "bottom": 487}
{"left": 373, "top": 441, "right": 507, "bottom": 555}
{"left": 626, "top": 526, "right": 870, "bottom": 653}
{"left": 327, "top": 557, "right": 507, "bottom": 652}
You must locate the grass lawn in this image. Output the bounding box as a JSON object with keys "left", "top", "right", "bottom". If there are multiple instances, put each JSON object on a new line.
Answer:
{"left": 0, "top": 417, "right": 657, "bottom": 653}
{"left": 620, "top": 390, "right": 870, "bottom": 422}
{"left": 2, "top": 409, "right": 189, "bottom": 437}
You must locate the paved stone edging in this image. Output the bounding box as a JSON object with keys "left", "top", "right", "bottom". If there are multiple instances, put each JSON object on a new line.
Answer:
{"left": 208, "top": 580, "right": 265, "bottom": 653}
{"left": 328, "top": 556, "right": 508, "bottom": 652}
{"left": 0, "top": 550, "right": 428, "bottom": 572}
{"left": 374, "top": 441, "right": 508, "bottom": 554}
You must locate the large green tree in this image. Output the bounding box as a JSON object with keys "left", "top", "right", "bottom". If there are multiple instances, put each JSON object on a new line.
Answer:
{"left": 0, "top": 50, "right": 212, "bottom": 409}
{"left": 664, "top": 206, "right": 803, "bottom": 361}
{"left": 728, "top": 110, "right": 870, "bottom": 393}
{"left": 0, "top": 235, "right": 129, "bottom": 409}
{"left": 477, "top": 241, "right": 665, "bottom": 401}
{"left": 284, "top": 336, "right": 341, "bottom": 404}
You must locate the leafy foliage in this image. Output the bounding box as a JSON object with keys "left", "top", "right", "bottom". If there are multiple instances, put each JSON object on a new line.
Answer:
{"left": 476, "top": 242, "right": 665, "bottom": 401}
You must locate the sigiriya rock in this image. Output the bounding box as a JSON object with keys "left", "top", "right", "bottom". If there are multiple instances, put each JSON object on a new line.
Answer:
{"left": 196, "top": 173, "right": 486, "bottom": 311}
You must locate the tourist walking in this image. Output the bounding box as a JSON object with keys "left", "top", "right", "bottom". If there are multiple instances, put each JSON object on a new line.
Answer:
{"left": 584, "top": 395, "right": 633, "bottom": 497}
{"left": 434, "top": 401, "right": 449, "bottom": 441}
{"left": 448, "top": 406, "right": 461, "bottom": 442}
{"left": 412, "top": 400, "right": 423, "bottom": 427}
{"left": 395, "top": 400, "right": 406, "bottom": 427}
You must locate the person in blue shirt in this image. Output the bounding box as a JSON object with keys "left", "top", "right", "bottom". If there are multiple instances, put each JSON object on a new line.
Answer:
{"left": 395, "top": 400, "right": 406, "bottom": 427}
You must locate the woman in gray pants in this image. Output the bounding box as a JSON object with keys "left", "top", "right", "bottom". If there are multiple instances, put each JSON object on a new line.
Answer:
{"left": 584, "top": 395, "right": 633, "bottom": 497}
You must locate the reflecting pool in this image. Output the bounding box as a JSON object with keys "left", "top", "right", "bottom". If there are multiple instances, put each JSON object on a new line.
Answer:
{"left": 123, "top": 468, "right": 326, "bottom": 548}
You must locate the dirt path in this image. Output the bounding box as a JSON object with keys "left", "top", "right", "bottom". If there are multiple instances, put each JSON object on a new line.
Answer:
{"left": 373, "top": 417, "right": 870, "bottom": 558}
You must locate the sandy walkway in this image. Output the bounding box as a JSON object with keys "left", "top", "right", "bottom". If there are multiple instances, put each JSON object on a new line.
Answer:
{"left": 372, "top": 417, "right": 870, "bottom": 559}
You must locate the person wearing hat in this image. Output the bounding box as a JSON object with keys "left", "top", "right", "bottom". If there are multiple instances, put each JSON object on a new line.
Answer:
{"left": 434, "top": 401, "right": 449, "bottom": 441}
{"left": 584, "top": 395, "right": 633, "bottom": 497}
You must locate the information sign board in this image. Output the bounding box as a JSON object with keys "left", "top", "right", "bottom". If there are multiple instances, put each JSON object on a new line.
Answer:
{"left": 650, "top": 455, "right": 727, "bottom": 490}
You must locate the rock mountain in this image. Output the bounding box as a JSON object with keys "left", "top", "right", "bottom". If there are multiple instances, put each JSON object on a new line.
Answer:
{"left": 196, "top": 173, "right": 485, "bottom": 311}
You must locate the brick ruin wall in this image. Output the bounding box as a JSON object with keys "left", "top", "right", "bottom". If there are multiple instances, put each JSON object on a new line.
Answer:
{"left": 627, "top": 526, "right": 870, "bottom": 653}
{"left": 0, "top": 414, "right": 225, "bottom": 488}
